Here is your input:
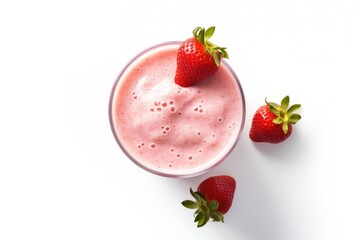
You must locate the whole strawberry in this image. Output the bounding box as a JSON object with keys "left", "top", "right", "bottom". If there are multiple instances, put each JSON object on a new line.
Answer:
{"left": 249, "top": 95, "right": 301, "bottom": 143}
{"left": 182, "top": 175, "right": 236, "bottom": 227}
{"left": 174, "top": 26, "right": 229, "bottom": 87}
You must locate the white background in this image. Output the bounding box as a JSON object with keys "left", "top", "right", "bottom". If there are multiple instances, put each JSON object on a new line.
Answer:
{"left": 1, "top": 0, "right": 359, "bottom": 239}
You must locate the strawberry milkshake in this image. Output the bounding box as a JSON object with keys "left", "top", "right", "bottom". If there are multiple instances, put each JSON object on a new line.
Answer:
{"left": 109, "top": 42, "right": 245, "bottom": 177}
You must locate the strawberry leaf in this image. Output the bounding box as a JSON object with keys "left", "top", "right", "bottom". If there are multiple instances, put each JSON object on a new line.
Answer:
{"left": 192, "top": 26, "right": 201, "bottom": 36}
{"left": 268, "top": 102, "right": 281, "bottom": 111}
{"left": 288, "top": 113, "right": 301, "bottom": 123}
{"left": 194, "top": 211, "right": 204, "bottom": 222}
{"left": 190, "top": 188, "right": 203, "bottom": 203}
{"left": 198, "top": 28, "right": 205, "bottom": 44}
{"left": 212, "top": 52, "right": 221, "bottom": 66}
{"left": 288, "top": 104, "right": 301, "bottom": 114}
{"left": 273, "top": 117, "right": 283, "bottom": 124}
{"left": 282, "top": 122, "right": 289, "bottom": 134}
{"left": 205, "top": 26, "right": 215, "bottom": 39}
{"left": 220, "top": 48, "right": 229, "bottom": 58}
{"left": 281, "top": 95, "right": 290, "bottom": 110}
{"left": 196, "top": 213, "right": 209, "bottom": 227}
{"left": 195, "top": 192, "right": 208, "bottom": 205}
{"left": 182, "top": 200, "right": 198, "bottom": 209}
{"left": 195, "top": 211, "right": 209, "bottom": 227}
{"left": 209, "top": 210, "right": 224, "bottom": 222}
{"left": 268, "top": 102, "right": 281, "bottom": 116}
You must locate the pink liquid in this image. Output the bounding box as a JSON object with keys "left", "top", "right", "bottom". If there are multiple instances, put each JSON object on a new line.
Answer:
{"left": 109, "top": 42, "right": 245, "bottom": 177}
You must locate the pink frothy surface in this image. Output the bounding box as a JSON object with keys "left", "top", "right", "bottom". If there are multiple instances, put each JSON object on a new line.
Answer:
{"left": 110, "top": 42, "right": 245, "bottom": 177}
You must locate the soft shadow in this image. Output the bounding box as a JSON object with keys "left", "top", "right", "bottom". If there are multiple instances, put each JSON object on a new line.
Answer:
{"left": 252, "top": 129, "right": 304, "bottom": 158}
{"left": 220, "top": 138, "right": 287, "bottom": 240}
{"left": 162, "top": 129, "right": 306, "bottom": 240}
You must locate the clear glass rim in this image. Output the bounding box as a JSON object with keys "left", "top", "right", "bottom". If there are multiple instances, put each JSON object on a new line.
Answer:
{"left": 108, "top": 41, "right": 246, "bottom": 178}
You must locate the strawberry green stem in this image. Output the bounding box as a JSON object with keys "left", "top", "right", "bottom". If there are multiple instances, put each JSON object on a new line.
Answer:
{"left": 266, "top": 95, "right": 302, "bottom": 134}
{"left": 192, "top": 26, "right": 228, "bottom": 66}
{"left": 181, "top": 188, "right": 224, "bottom": 227}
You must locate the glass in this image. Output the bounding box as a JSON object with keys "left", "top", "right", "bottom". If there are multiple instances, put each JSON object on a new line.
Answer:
{"left": 109, "top": 42, "right": 246, "bottom": 178}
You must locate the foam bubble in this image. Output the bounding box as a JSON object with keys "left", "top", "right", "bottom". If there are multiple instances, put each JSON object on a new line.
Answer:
{"left": 160, "top": 126, "right": 171, "bottom": 135}
{"left": 137, "top": 143, "right": 145, "bottom": 148}
{"left": 193, "top": 104, "right": 204, "bottom": 113}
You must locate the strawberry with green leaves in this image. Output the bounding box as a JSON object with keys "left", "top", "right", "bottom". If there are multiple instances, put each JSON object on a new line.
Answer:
{"left": 249, "top": 95, "right": 301, "bottom": 143}
{"left": 182, "top": 175, "right": 236, "bottom": 227}
{"left": 175, "top": 26, "right": 229, "bottom": 87}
